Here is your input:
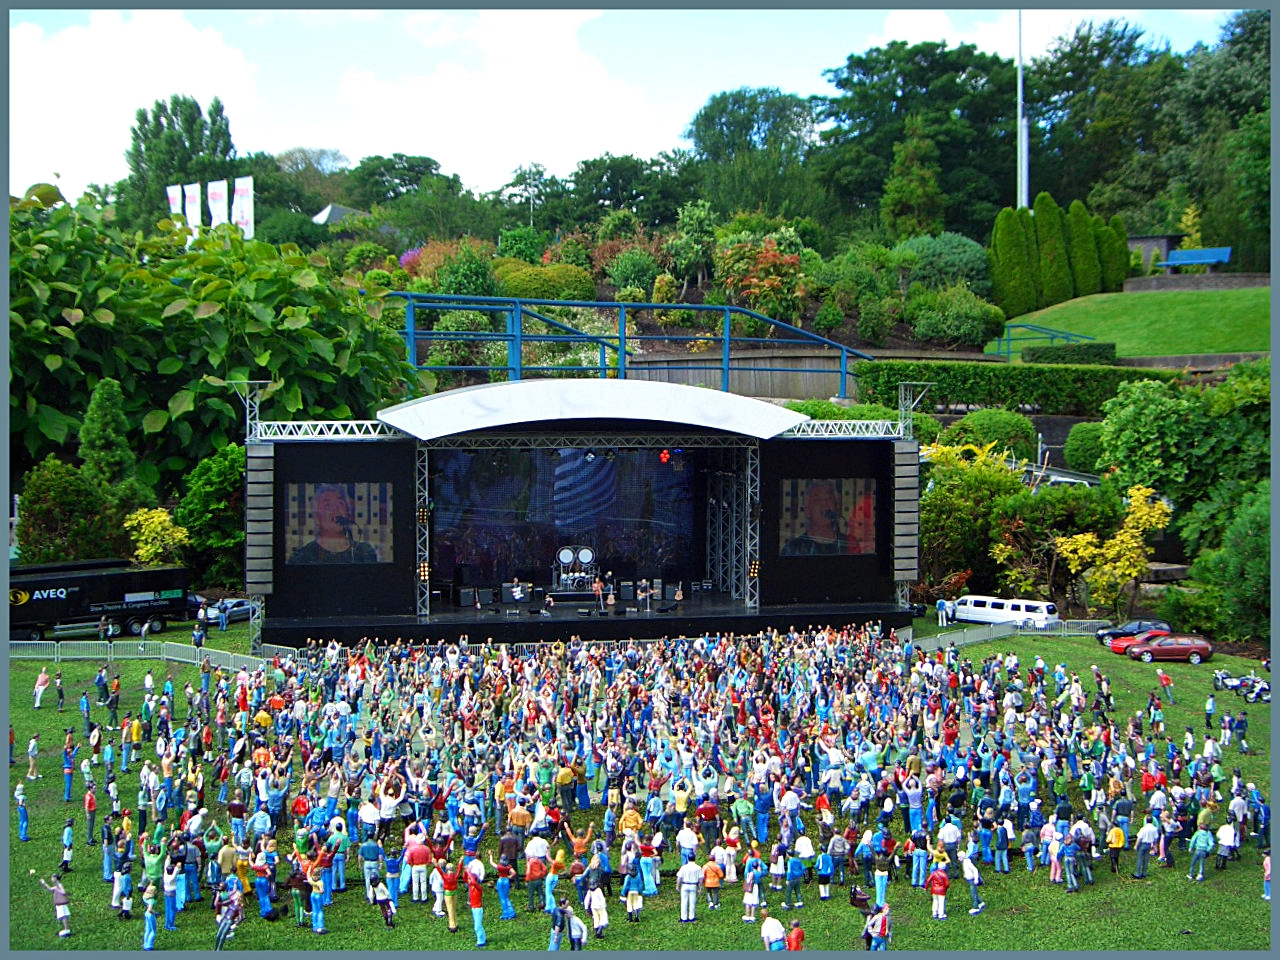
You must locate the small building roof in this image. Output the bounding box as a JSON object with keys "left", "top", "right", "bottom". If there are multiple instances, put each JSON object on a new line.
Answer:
{"left": 311, "top": 203, "right": 367, "bottom": 226}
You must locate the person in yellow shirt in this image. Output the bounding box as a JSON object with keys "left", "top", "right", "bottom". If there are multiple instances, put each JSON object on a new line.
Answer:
{"left": 618, "top": 802, "right": 643, "bottom": 841}
{"left": 1106, "top": 823, "right": 1126, "bottom": 874}
{"left": 702, "top": 854, "right": 724, "bottom": 910}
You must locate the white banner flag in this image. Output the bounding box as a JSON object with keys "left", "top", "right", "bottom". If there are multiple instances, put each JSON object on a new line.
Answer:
{"left": 183, "top": 182, "right": 201, "bottom": 245}
{"left": 206, "top": 179, "right": 229, "bottom": 229}
{"left": 231, "top": 176, "right": 254, "bottom": 239}
{"left": 165, "top": 183, "right": 183, "bottom": 217}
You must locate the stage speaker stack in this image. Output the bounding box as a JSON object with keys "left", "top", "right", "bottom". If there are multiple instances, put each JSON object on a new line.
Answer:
{"left": 614, "top": 606, "right": 626, "bottom": 616}
{"left": 619, "top": 581, "right": 635, "bottom": 601}
{"left": 577, "top": 608, "right": 593, "bottom": 617}
{"left": 664, "top": 582, "right": 680, "bottom": 601}
{"left": 475, "top": 587, "right": 494, "bottom": 606}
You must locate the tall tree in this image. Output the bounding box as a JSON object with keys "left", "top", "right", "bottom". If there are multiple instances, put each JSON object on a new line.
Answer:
{"left": 685, "top": 87, "right": 825, "bottom": 220}
{"left": 818, "top": 41, "right": 1017, "bottom": 240}
{"left": 345, "top": 154, "right": 443, "bottom": 209}
{"left": 116, "top": 94, "right": 238, "bottom": 235}
{"left": 1029, "top": 21, "right": 1182, "bottom": 218}
{"left": 989, "top": 207, "right": 1035, "bottom": 319}
{"left": 79, "top": 378, "right": 156, "bottom": 525}
{"left": 1065, "top": 199, "right": 1102, "bottom": 296}
{"left": 879, "top": 115, "right": 946, "bottom": 241}
{"left": 1033, "top": 192, "right": 1073, "bottom": 306}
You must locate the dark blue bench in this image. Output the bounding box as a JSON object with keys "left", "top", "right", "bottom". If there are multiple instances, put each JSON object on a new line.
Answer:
{"left": 1156, "top": 247, "right": 1232, "bottom": 272}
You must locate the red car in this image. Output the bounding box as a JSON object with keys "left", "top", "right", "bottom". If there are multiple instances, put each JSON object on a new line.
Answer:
{"left": 1109, "top": 629, "right": 1170, "bottom": 655}
{"left": 1126, "top": 634, "right": 1214, "bottom": 664}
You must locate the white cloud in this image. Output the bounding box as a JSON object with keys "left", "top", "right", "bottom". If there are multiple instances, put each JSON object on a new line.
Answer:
{"left": 332, "top": 9, "right": 674, "bottom": 193}
{"left": 9, "top": 11, "right": 259, "bottom": 200}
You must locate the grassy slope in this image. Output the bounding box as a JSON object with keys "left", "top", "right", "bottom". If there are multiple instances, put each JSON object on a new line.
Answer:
{"left": 8, "top": 633, "right": 1270, "bottom": 951}
{"left": 993, "top": 288, "right": 1271, "bottom": 358}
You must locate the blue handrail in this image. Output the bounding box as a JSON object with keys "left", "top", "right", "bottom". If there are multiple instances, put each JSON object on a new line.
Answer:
{"left": 386, "top": 293, "right": 874, "bottom": 398}
{"left": 996, "top": 323, "right": 1096, "bottom": 360}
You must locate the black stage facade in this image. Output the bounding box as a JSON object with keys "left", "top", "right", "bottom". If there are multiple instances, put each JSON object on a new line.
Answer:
{"left": 245, "top": 380, "right": 921, "bottom": 648}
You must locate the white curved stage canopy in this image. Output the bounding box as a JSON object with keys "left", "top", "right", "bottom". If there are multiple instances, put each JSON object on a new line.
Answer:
{"left": 377, "top": 379, "right": 809, "bottom": 441}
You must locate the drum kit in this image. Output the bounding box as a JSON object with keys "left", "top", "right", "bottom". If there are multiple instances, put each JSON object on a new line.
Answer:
{"left": 555, "top": 545, "right": 597, "bottom": 590}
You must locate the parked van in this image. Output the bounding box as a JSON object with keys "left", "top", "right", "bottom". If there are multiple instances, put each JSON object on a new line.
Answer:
{"left": 952, "top": 595, "right": 1061, "bottom": 629}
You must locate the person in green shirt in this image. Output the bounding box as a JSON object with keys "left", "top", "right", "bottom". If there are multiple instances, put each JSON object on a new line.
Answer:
{"left": 204, "top": 823, "right": 225, "bottom": 887}
{"left": 1187, "top": 825, "right": 1215, "bottom": 881}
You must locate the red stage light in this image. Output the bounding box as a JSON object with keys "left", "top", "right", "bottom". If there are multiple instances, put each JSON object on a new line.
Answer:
{"left": 659, "top": 448, "right": 670, "bottom": 464}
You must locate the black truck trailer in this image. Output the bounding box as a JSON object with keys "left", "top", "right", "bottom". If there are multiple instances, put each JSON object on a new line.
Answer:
{"left": 9, "top": 558, "right": 190, "bottom": 642}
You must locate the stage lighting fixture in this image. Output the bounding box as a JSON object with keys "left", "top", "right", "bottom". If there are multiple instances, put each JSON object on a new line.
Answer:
{"left": 659, "top": 448, "right": 671, "bottom": 464}
{"left": 584, "top": 449, "right": 597, "bottom": 463}
{"left": 605, "top": 450, "right": 615, "bottom": 462}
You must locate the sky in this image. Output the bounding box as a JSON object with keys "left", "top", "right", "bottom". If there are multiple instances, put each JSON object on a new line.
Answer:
{"left": 9, "top": 8, "right": 1237, "bottom": 206}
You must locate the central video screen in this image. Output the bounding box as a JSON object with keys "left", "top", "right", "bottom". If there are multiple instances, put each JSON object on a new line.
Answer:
{"left": 432, "top": 448, "right": 695, "bottom": 581}
{"left": 778, "top": 477, "right": 877, "bottom": 557}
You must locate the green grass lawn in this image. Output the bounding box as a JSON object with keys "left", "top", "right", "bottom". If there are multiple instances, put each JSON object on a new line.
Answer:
{"left": 991, "top": 287, "right": 1271, "bottom": 359}
{"left": 8, "top": 634, "right": 1270, "bottom": 951}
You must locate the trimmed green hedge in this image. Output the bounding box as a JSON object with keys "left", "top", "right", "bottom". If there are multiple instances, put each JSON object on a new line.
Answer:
{"left": 852, "top": 359, "right": 1178, "bottom": 417}
{"left": 497, "top": 263, "right": 595, "bottom": 301}
{"left": 1021, "top": 342, "right": 1118, "bottom": 365}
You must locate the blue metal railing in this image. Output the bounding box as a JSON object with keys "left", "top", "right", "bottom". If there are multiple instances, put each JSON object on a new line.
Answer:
{"left": 386, "top": 293, "right": 875, "bottom": 398}
{"left": 995, "top": 323, "right": 1096, "bottom": 360}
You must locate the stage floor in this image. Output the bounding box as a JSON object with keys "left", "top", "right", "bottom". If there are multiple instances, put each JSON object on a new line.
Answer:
{"left": 260, "top": 589, "right": 914, "bottom": 646}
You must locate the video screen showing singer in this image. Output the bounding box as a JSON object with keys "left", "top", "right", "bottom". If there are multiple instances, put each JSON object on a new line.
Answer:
{"left": 288, "top": 484, "right": 380, "bottom": 565}
{"left": 779, "top": 478, "right": 876, "bottom": 557}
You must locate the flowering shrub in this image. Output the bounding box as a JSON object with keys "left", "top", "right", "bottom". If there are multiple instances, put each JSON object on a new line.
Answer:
{"left": 715, "top": 238, "right": 804, "bottom": 324}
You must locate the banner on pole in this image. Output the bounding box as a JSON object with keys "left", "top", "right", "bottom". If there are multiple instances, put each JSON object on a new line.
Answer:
{"left": 165, "top": 184, "right": 183, "bottom": 217}
{"left": 207, "top": 179, "right": 229, "bottom": 229}
{"left": 231, "top": 176, "right": 254, "bottom": 239}
{"left": 183, "top": 182, "right": 201, "bottom": 245}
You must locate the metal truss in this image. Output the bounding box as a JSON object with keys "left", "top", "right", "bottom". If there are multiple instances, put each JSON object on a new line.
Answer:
{"left": 248, "top": 594, "right": 265, "bottom": 656}
{"left": 743, "top": 445, "right": 760, "bottom": 610}
{"left": 782, "top": 419, "right": 904, "bottom": 439}
{"left": 706, "top": 450, "right": 733, "bottom": 594}
{"left": 416, "top": 444, "right": 431, "bottom": 622}
{"left": 253, "top": 420, "right": 403, "bottom": 441}
{"left": 421, "top": 433, "right": 752, "bottom": 450}
{"left": 895, "top": 581, "right": 912, "bottom": 611}
{"left": 897, "top": 382, "right": 934, "bottom": 441}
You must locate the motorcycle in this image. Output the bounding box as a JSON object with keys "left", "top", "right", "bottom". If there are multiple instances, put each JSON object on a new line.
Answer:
{"left": 1244, "top": 679, "right": 1271, "bottom": 704}
{"left": 1213, "top": 670, "right": 1246, "bottom": 692}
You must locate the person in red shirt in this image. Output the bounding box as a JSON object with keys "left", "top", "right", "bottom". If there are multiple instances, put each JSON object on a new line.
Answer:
{"left": 925, "top": 863, "right": 950, "bottom": 919}
{"left": 786, "top": 918, "right": 805, "bottom": 950}
{"left": 84, "top": 786, "right": 98, "bottom": 846}
{"left": 463, "top": 862, "right": 486, "bottom": 948}
{"left": 439, "top": 858, "right": 461, "bottom": 933}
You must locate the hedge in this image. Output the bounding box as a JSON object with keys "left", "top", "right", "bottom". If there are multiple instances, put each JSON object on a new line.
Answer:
{"left": 851, "top": 359, "right": 1178, "bottom": 417}
{"left": 497, "top": 263, "right": 595, "bottom": 301}
{"left": 1021, "top": 342, "right": 1118, "bottom": 365}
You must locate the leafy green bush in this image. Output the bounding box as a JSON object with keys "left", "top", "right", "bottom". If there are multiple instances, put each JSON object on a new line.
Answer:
{"left": 597, "top": 209, "right": 641, "bottom": 242}
{"left": 856, "top": 294, "right": 897, "bottom": 346}
{"left": 364, "top": 268, "right": 392, "bottom": 288}
{"left": 1063, "top": 421, "right": 1106, "bottom": 472}
{"left": 498, "top": 225, "right": 549, "bottom": 264}
{"left": 345, "top": 241, "right": 391, "bottom": 274}
{"left": 853, "top": 360, "right": 1178, "bottom": 417}
{"left": 436, "top": 242, "right": 496, "bottom": 297}
{"left": 907, "top": 283, "right": 1005, "bottom": 347}
{"left": 896, "top": 232, "right": 993, "bottom": 298}
{"left": 785, "top": 398, "right": 942, "bottom": 443}
{"left": 615, "top": 285, "right": 645, "bottom": 303}
{"left": 940, "top": 408, "right": 1037, "bottom": 461}
{"left": 813, "top": 298, "right": 844, "bottom": 335}
{"left": 1021, "top": 342, "right": 1118, "bottom": 365}
{"left": 542, "top": 264, "right": 595, "bottom": 301}
{"left": 173, "top": 443, "right": 245, "bottom": 587}
{"left": 546, "top": 234, "right": 592, "bottom": 271}
{"left": 491, "top": 257, "right": 531, "bottom": 285}
{"left": 498, "top": 263, "right": 596, "bottom": 301}
{"left": 606, "top": 247, "right": 660, "bottom": 297}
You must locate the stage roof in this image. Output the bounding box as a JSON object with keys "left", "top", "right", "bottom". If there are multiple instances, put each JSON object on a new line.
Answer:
{"left": 377, "top": 379, "right": 810, "bottom": 441}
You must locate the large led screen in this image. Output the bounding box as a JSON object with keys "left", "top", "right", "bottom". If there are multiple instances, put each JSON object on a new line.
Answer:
{"left": 432, "top": 448, "right": 694, "bottom": 581}
{"left": 777, "top": 477, "right": 877, "bottom": 557}
{"left": 284, "top": 482, "right": 394, "bottom": 565}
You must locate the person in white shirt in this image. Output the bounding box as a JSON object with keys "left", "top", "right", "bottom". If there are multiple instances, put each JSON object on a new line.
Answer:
{"left": 676, "top": 823, "right": 700, "bottom": 863}
{"left": 960, "top": 851, "right": 985, "bottom": 914}
{"left": 525, "top": 833, "right": 550, "bottom": 864}
{"left": 1133, "top": 817, "right": 1161, "bottom": 878}
{"left": 938, "top": 820, "right": 963, "bottom": 875}
{"left": 676, "top": 856, "right": 703, "bottom": 922}
{"left": 759, "top": 907, "right": 786, "bottom": 949}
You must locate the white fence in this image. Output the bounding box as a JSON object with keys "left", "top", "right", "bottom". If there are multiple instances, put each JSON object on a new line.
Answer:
{"left": 9, "top": 639, "right": 269, "bottom": 673}
{"left": 12, "top": 620, "right": 1111, "bottom": 668}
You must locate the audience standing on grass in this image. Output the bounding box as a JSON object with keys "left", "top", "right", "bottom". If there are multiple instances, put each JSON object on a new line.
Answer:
{"left": 11, "top": 625, "right": 1270, "bottom": 948}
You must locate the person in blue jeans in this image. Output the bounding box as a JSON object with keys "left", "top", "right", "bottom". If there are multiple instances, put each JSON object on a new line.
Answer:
{"left": 910, "top": 833, "right": 931, "bottom": 887}
{"left": 15, "top": 783, "right": 30, "bottom": 842}
{"left": 309, "top": 868, "right": 327, "bottom": 934}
